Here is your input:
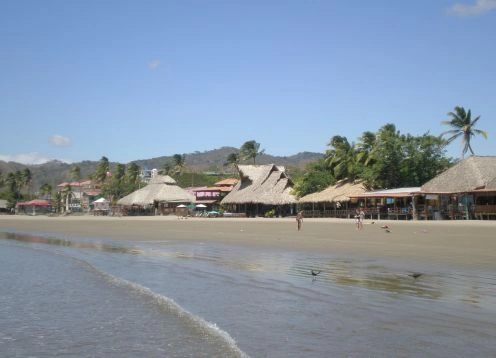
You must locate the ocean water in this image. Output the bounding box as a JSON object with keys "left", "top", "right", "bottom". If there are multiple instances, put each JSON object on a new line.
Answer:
{"left": 1, "top": 230, "right": 495, "bottom": 358}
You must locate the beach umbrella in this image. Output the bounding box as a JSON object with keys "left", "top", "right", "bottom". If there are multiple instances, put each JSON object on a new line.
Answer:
{"left": 196, "top": 204, "right": 207, "bottom": 208}
{"left": 177, "top": 204, "right": 187, "bottom": 208}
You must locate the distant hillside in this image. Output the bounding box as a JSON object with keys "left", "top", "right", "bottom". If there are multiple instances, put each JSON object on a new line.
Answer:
{"left": 134, "top": 147, "right": 321, "bottom": 172}
{"left": 0, "top": 147, "right": 323, "bottom": 192}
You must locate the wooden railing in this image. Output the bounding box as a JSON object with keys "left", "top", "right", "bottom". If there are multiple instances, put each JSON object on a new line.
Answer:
{"left": 474, "top": 205, "right": 496, "bottom": 220}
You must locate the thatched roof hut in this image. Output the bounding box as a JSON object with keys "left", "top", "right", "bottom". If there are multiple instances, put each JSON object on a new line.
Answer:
{"left": 421, "top": 156, "right": 496, "bottom": 194}
{"left": 117, "top": 175, "right": 195, "bottom": 206}
{"left": 221, "top": 164, "right": 297, "bottom": 205}
{"left": 299, "top": 180, "right": 367, "bottom": 203}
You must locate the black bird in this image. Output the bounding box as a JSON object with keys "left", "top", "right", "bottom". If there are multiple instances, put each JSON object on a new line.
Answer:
{"left": 408, "top": 272, "right": 422, "bottom": 279}
{"left": 311, "top": 270, "right": 321, "bottom": 277}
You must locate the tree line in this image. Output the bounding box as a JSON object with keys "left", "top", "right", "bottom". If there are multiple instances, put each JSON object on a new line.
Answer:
{"left": 0, "top": 105, "right": 488, "bottom": 209}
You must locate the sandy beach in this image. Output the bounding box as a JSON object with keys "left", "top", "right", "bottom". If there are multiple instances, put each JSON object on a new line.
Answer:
{"left": 1, "top": 215, "right": 495, "bottom": 271}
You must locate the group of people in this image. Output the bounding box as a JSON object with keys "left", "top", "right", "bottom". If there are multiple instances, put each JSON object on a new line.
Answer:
{"left": 296, "top": 208, "right": 366, "bottom": 231}
{"left": 354, "top": 208, "right": 365, "bottom": 230}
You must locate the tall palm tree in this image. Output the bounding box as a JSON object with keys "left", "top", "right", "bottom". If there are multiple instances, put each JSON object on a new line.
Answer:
{"left": 21, "top": 168, "right": 32, "bottom": 193}
{"left": 440, "top": 106, "right": 488, "bottom": 158}
{"left": 240, "top": 140, "right": 265, "bottom": 164}
{"left": 125, "top": 162, "right": 141, "bottom": 191}
{"left": 93, "top": 156, "right": 110, "bottom": 184}
{"left": 62, "top": 184, "right": 73, "bottom": 213}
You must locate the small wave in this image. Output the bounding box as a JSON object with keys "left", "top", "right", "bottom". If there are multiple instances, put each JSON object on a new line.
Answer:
{"left": 81, "top": 259, "right": 250, "bottom": 358}
{"left": 1, "top": 233, "right": 250, "bottom": 358}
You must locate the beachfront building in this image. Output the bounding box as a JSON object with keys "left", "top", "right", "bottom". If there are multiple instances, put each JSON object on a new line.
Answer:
{"left": 188, "top": 178, "right": 238, "bottom": 212}
{"left": 15, "top": 199, "right": 52, "bottom": 215}
{"left": 298, "top": 180, "right": 368, "bottom": 218}
{"left": 117, "top": 175, "right": 195, "bottom": 216}
{"left": 349, "top": 187, "right": 422, "bottom": 220}
{"left": 221, "top": 164, "right": 297, "bottom": 217}
{"left": 421, "top": 156, "right": 496, "bottom": 220}
{"left": 0, "top": 199, "right": 9, "bottom": 214}
{"left": 56, "top": 180, "right": 102, "bottom": 212}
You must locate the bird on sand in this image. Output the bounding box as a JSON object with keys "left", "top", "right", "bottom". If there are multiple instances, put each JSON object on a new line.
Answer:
{"left": 408, "top": 272, "right": 422, "bottom": 279}
{"left": 311, "top": 270, "right": 321, "bottom": 277}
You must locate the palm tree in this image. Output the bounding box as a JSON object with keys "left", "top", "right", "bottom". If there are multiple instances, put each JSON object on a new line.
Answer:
{"left": 240, "top": 140, "right": 265, "bottom": 164}
{"left": 21, "top": 168, "right": 32, "bottom": 194}
{"left": 324, "top": 136, "right": 361, "bottom": 181}
{"left": 172, "top": 154, "right": 186, "bottom": 176}
{"left": 440, "top": 106, "right": 488, "bottom": 158}
{"left": 224, "top": 152, "right": 240, "bottom": 173}
{"left": 125, "top": 162, "right": 141, "bottom": 191}
{"left": 93, "top": 156, "right": 110, "bottom": 184}
{"left": 39, "top": 183, "right": 53, "bottom": 200}
{"left": 62, "top": 184, "right": 73, "bottom": 213}
{"left": 52, "top": 191, "right": 63, "bottom": 213}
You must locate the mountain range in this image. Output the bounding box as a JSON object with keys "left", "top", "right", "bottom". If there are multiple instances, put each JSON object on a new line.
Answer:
{"left": 0, "top": 147, "right": 323, "bottom": 191}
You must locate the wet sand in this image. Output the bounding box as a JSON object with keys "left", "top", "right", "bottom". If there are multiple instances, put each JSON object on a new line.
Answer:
{"left": 1, "top": 215, "right": 495, "bottom": 271}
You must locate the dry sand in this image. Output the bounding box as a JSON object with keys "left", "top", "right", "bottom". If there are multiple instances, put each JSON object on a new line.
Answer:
{"left": 1, "top": 215, "right": 495, "bottom": 271}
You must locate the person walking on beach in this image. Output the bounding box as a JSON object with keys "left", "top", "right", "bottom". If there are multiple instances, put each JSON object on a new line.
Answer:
{"left": 296, "top": 211, "right": 304, "bottom": 231}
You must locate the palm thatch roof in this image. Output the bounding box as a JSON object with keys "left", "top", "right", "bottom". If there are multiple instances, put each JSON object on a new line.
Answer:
{"left": 117, "top": 175, "right": 195, "bottom": 206}
{"left": 421, "top": 156, "right": 496, "bottom": 194}
{"left": 351, "top": 187, "right": 421, "bottom": 199}
{"left": 299, "top": 180, "right": 367, "bottom": 203}
{"left": 221, "top": 164, "right": 297, "bottom": 205}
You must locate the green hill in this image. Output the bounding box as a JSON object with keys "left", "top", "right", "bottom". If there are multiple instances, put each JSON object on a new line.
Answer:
{"left": 0, "top": 147, "right": 322, "bottom": 192}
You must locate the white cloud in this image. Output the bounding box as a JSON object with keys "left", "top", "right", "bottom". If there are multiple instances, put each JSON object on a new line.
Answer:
{"left": 449, "top": 0, "right": 496, "bottom": 16}
{"left": 50, "top": 134, "right": 71, "bottom": 147}
{"left": 0, "top": 152, "right": 63, "bottom": 165}
{"left": 148, "top": 59, "right": 161, "bottom": 70}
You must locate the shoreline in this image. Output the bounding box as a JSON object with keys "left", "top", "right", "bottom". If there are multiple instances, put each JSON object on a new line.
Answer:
{"left": 1, "top": 215, "right": 496, "bottom": 271}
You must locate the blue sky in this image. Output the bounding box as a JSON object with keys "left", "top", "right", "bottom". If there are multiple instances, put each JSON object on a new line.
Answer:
{"left": 1, "top": 0, "right": 495, "bottom": 165}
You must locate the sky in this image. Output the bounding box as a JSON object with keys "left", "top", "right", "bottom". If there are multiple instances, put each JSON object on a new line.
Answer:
{"left": 1, "top": 0, "right": 495, "bottom": 165}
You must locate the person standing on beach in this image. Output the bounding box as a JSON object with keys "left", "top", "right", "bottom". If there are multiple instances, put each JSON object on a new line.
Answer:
{"left": 296, "top": 211, "right": 304, "bottom": 231}
{"left": 354, "top": 209, "right": 360, "bottom": 230}
{"left": 358, "top": 208, "right": 365, "bottom": 230}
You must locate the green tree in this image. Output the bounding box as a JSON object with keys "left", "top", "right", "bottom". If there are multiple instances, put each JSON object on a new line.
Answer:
{"left": 292, "top": 159, "right": 335, "bottom": 198}
{"left": 364, "top": 124, "right": 404, "bottom": 188}
{"left": 171, "top": 154, "right": 186, "bottom": 176}
{"left": 21, "top": 168, "right": 32, "bottom": 196}
{"left": 440, "top": 106, "right": 488, "bottom": 158}
{"left": 224, "top": 152, "right": 240, "bottom": 173}
{"left": 70, "top": 166, "right": 81, "bottom": 183}
{"left": 124, "top": 162, "right": 141, "bottom": 194}
{"left": 160, "top": 162, "right": 172, "bottom": 175}
{"left": 400, "top": 133, "right": 451, "bottom": 186}
{"left": 93, "top": 156, "right": 110, "bottom": 184}
{"left": 107, "top": 163, "right": 126, "bottom": 200}
{"left": 39, "top": 183, "right": 53, "bottom": 200}
{"left": 240, "top": 140, "right": 265, "bottom": 164}
{"left": 52, "top": 191, "right": 63, "bottom": 213}
{"left": 324, "top": 136, "right": 362, "bottom": 181}
{"left": 4, "top": 172, "right": 20, "bottom": 207}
